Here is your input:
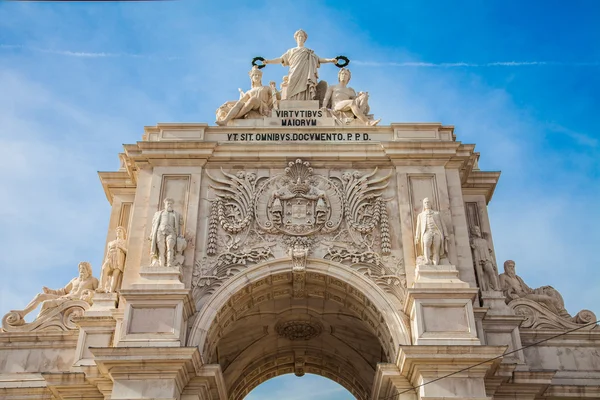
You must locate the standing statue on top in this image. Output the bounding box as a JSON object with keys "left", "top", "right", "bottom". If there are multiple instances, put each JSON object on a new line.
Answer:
{"left": 262, "top": 29, "right": 338, "bottom": 101}
{"left": 414, "top": 198, "right": 449, "bottom": 265}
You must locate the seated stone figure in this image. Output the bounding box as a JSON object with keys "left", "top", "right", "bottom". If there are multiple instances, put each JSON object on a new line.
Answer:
{"left": 499, "top": 260, "right": 570, "bottom": 319}
{"left": 322, "top": 68, "right": 380, "bottom": 126}
{"left": 216, "top": 66, "right": 280, "bottom": 125}
{"left": 12, "top": 261, "right": 98, "bottom": 321}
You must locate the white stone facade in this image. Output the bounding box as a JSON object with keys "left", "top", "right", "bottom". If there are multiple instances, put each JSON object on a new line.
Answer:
{"left": 1, "top": 104, "right": 599, "bottom": 400}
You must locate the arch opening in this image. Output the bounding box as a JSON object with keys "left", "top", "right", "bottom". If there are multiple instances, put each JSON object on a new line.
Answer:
{"left": 243, "top": 373, "right": 355, "bottom": 400}
{"left": 188, "top": 258, "right": 411, "bottom": 400}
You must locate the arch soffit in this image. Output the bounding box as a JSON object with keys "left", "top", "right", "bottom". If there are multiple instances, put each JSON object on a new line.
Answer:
{"left": 188, "top": 258, "right": 412, "bottom": 356}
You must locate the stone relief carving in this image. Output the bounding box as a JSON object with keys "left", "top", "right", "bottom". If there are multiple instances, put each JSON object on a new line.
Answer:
{"left": 193, "top": 160, "right": 400, "bottom": 307}
{"left": 470, "top": 225, "right": 499, "bottom": 292}
{"left": 2, "top": 262, "right": 98, "bottom": 332}
{"left": 216, "top": 66, "right": 280, "bottom": 126}
{"left": 414, "top": 197, "right": 449, "bottom": 265}
{"left": 289, "top": 244, "right": 309, "bottom": 298}
{"left": 275, "top": 320, "right": 324, "bottom": 341}
{"left": 97, "top": 226, "right": 127, "bottom": 293}
{"left": 499, "top": 260, "right": 597, "bottom": 330}
{"left": 262, "top": 29, "right": 338, "bottom": 101}
{"left": 150, "top": 198, "right": 187, "bottom": 268}
{"left": 322, "top": 68, "right": 380, "bottom": 126}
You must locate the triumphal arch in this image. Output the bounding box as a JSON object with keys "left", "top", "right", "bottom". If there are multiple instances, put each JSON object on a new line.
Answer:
{"left": 2, "top": 31, "right": 600, "bottom": 400}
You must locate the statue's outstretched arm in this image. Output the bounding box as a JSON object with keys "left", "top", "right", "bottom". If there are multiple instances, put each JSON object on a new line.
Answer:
{"left": 264, "top": 57, "right": 283, "bottom": 65}
{"left": 318, "top": 57, "right": 337, "bottom": 64}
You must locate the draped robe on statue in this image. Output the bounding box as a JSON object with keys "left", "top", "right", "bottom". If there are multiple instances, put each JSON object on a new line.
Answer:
{"left": 280, "top": 47, "right": 321, "bottom": 100}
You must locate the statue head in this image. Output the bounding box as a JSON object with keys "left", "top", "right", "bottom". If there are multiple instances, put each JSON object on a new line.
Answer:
{"left": 164, "top": 198, "right": 175, "bottom": 212}
{"left": 338, "top": 68, "right": 351, "bottom": 84}
{"left": 115, "top": 226, "right": 126, "bottom": 240}
{"left": 471, "top": 226, "right": 482, "bottom": 237}
{"left": 503, "top": 260, "right": 516, "bottom": 276}
{"left": 248, "top": 66, "right": 263, "bottom": 87}
{"left": 422, "top": 197, "right": 432, "bottom": 210}
{"left": 78, "top": 261, "right": 92, "bottom": 279}
{"left": 294, "top": 29, "right": 308, "bottom": 46}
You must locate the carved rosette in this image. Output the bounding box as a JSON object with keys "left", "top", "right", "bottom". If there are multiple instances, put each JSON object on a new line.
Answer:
{"left": 275, "top": 320, "right": 324, "bottom": 341}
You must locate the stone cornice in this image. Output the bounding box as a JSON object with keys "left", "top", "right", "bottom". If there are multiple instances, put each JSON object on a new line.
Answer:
{"left": 90, "top": 346, "right": 202, "bottom": 395}
{"left": 0, "top": 331, "right": 79, "bottom": 349}
{"left": 519, "top": 329, "right": 600, "bottom": 346}
{"left": 102, "top": 123, "right": 501, "bottom": 205}
{"left": 396, "top": 345, "right": 507, "bottom": 385}
{"left": 97, "top": 170, "right": 136, "bottom": 204}
{"left": 42, "top": 372, "right": 104, "bottom": 400}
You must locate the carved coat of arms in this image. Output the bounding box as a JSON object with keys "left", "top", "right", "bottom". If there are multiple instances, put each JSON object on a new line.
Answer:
{"left": 257, "top": 160, "right": 342, "bottom": 236}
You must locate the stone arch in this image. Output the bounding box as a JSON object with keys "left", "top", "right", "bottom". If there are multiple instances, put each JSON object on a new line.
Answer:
{"left": 187, "top": 258, "right": 411, "bottom": 400}
{"left": 229, "top": 349, "right": 369, "bottom": 400}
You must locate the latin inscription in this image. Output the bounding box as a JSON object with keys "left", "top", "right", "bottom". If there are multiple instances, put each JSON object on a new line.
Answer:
{"left": 226, "top": 133, "right": 371, "bottom": 141}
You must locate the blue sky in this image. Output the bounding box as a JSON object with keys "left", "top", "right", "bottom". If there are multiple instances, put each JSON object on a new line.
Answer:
{"left": 0, "top": 1, "right": 598, "bottom": 398}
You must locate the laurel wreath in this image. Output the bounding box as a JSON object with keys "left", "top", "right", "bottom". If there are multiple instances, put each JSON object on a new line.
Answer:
{"left": 334, "top": 55, "right": 350, "bottom": 68}
{"left": 252, "top": 56, "right": 266, "bottom": 69}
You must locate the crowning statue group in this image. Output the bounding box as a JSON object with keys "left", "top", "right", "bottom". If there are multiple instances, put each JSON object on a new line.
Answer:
{"left": 216, "top": 29, "right": 380, "bottom": 126}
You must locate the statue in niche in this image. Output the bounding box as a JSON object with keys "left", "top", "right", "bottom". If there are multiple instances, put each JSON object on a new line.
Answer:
{"left": 499, "top": 260, "right": 571, "bottom": 319}
{"left": 97, "top": 226, "right": 127, "bottom": 293}
{"left": 216, "top": 66, "right": 280, "bottom": 125}
{"left": 150, "top": 198, "right": 187, "bottom": 268}
{"left": 322, "top": 68, "right": 380, "bottom": 126}
{"left": 470, "top": 226, "right": 499, "bottom": 291}
{"left": 10, "top": 262, "right": 98, "bottom": 321}
{"left": 414, "top": 197, "right": 449, "bottom": 265}
{"left": 263, "top": 29, "right": 338, "bottom": 101}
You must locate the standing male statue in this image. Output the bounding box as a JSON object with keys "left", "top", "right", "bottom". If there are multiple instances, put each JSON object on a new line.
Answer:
{"left": 470, "top": 226, "right": 499, "bottom": 291}
{"left": 97, "top": 226, "right": 127, "bottom": 293}
{"left": 263, "top": 29, "right": 338, "bottom": 101}
{"left": 11, "top": 262, "right": 98, "bottom": 321}
{"left": 322, "top": 68, "right": 380, "bottom": 126}
{"left": 414, "top": 197, "right": 449, "bottom": 265}
{"left": 150, "top": 198, "right": 186, "bottom": 268}
{"left": 216, "top": 66, "right": 279, "bottom": 125}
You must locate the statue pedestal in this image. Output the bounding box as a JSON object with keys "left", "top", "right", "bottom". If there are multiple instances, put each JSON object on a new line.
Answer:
{"left": 86, "top": 292, "right": 118, "bottom": 317}
{"left": 72, "top": 293, "right": 119, "bottom": 367}
{"left": 130, "top": 265, "right": 184, "bottom": 290}
{"left": 115, "top": 288, "right": 194, "bottom": 347}
{"left": 413, "top": 264, "right": 471, "bottom": 289}
{"left": 405, "top": 264, "right": 480, "bottom": 346}
{"left": 481, "top": 290, "right": 512, "bottom": 315}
